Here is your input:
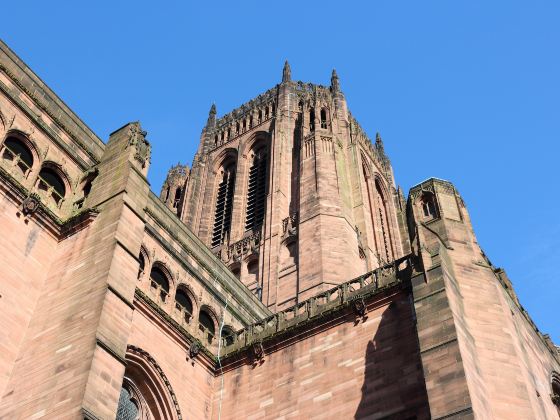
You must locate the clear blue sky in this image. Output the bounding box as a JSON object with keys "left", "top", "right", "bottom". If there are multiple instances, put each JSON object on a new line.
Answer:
{"left": 2, "top": 1, "right": 558, "bottom": 342}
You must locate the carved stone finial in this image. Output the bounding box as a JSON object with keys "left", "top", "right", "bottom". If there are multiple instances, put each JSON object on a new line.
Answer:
{"left": 331, "top": 69, "right": 340, "bottom": 92}
{"left": 282, "top": 60, "right": 291, "bottom": 83}
{"left": 375, "top": 132, "right": 385, "bottom": 155}
{"left": 207, "top": 103, "right": 217, "bottom": 127}
{"left": 128, "top": 122, "right": 151, "bottom": 169}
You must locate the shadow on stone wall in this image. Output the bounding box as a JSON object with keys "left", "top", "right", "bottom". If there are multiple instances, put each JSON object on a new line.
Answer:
{"left": 355, "top": 299, "right": 430, "bottom": 420}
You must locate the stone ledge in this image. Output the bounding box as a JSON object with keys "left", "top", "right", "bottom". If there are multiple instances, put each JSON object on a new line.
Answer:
{"left": 220, "top": 255, "right": 414, "bottom": 361}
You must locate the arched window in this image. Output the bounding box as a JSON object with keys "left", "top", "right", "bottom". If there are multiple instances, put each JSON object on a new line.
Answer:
{"left": 150, "top": 266, "right": 170, "bottom": 302}
{"left": 242, "top": 119, "right": 247, "bottom": 132}
{"left": 38, "top": 167, "right": 66, "bottom": 205}
{"left": 421, "top": 193, "right": 438, "bottom": 219}
{"left": 249, "top": 115, "right": 253, "bottom": 128}
{"left": 175, "top": 288, "right": 193, "bottom": 322}
{"left": 199, "top": 309, "right": 216, "bottom": 344}
{"left": 173, "top": 187, "right": 182, "bottom": 209}
{"left": 320, "top": 108, "right": 328, "bottom": 129}
{"left": 309, "top": 108, "right": 315, "bottom": 132}
{"left": 258, "top": 110, "right": 262, "bottom": 123}
{"left": 227, "top": 127, "right": 231, "bottom": 139}
{"left": 236, "top": 121, "right": 240, "bottom": 134}
{"left": 214, "top": 134, "right": 218, "bottom": 146}
{"left": 211, "top": 160, "right": 236, "bottom": 248}
{"left": 265, "top": 106, "right": 269, "bottom": 119}
{"left": 246, "top": 259, "right": 259, "bottom": 287}
{"left": 2, "top": 136, "right": 34, "bottom": 176}
{"left": 121, "top": 346, "right": 183, "bottom": 420}
{"left": 230, "top": 263, "right": 241, "bottom": 280}
{"left": 375, "top": 179, "right": 393, "bottom": 263}
{"left": 552, "top": 371, "right": 560, "bottom": 411}
{"left": 221, "top": 326, "right": 235, "bottom": 346}
{"left": 245, "top": 145, "right": 268, "bottom": 231}
{"left": 116, "top": 384, "right": 139, "bottom": 420}
{"left": 83, "top": 179, "right": 93, "bottom": 199}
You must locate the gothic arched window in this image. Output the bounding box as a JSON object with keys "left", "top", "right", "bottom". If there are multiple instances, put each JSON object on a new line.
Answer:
{"left": 309, "top": 108, "right": 316, "bottom": 132}
{"left": 199, "top": 309, "right": 216, "bottom": 344}
{"left": 375, "top": 179, "right": 393, "bottom": 263}
{"left": 421, "top": 192, "right": 438, "bottom": 219}
{"left": 320, "top": 108, "right": 328, "bottom": 129}
{"left": 175, "top": 288, "right": 193, "bottom": 322}
{"left": 221, "top": 326, "right": 235, "bottom": 346}
{"left": 150, "top": 266, "right": 170, "bottom": 302}
{"left": 116, "top": 384, "right": 139, "bottom": 420}
{"left": 173, "top": 187, "right": 182, "bottom": 209}
{"left": 245, "top": 145, "right": 268, "bottom": 232}
{"left": 2, "top": 136, "right": 34, "bottom": 176}
{"left": 212, "top": 160, "right": 236, "bottom": 248}
{"left": 121, "top": 346, "right": 183, "bottom": 420}
{"left": 551, "top": 371, "right": 560, "bottom": 412}
{"left": 38, "top": 166, "right": 66, "bottom": 205}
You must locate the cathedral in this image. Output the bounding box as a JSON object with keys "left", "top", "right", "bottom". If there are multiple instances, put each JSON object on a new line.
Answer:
{"left": 0, "top": 40, "right": 558, "bottom": 419}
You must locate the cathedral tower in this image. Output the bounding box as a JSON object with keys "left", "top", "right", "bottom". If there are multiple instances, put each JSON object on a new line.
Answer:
{"left": 176, "top": 64, "right": 407, "bottom": 310}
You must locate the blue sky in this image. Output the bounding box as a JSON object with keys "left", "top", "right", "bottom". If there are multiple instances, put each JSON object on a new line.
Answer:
{"left": 2, "top": 1, "right": 558, "bottom": 342}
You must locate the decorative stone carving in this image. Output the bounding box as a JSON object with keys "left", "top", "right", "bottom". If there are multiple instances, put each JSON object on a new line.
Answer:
{"left": 21, "top": 194, "right": 40, "bottom": 216}
{"left": 189, "top": 340, "right": 201, "bottom": 359}
{"left": 355, "top": 226, "right": 366, "bottom": 260}
{"left": 250, "top": 340, "right": 264, "bottom": 361}
{"left": 352, "top": 297, "right": 367, "bottom": 317}
{"left": 218, "top": 232, "right": 261, "bottom": 263}
{"left": 281, "top": 212, "right": 298, "bottom": 244}
{"left": 128, "top": 122, "right": 151, "bottom": 169}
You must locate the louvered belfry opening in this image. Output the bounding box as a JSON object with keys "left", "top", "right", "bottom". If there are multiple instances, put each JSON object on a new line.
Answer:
{"left": 211, "top": 162, "right": 236, "bottom": 248}
{"left": 245, "top": 146, "right": 268, "bottom": 232}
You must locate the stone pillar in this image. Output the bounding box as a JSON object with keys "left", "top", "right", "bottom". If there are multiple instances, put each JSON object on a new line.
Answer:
{"left": 0, "top": 122, "right": 151, "bottom": 419}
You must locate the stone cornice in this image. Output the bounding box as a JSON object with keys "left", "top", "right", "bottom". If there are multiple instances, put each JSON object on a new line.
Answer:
{"left": 0, "top": 164, "right": 99, "bottom": 238}
{"left": 0, "top": 40, "right": 104, "bottom": 163}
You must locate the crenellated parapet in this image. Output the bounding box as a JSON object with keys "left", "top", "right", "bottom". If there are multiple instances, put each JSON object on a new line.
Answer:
{"left": 208, "top": 87, "right": 278, "bottom": 151}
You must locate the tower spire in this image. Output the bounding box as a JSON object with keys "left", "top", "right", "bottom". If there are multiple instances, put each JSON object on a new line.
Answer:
{"left": 331, "top": 69, "right": 340, "bottom": 92}
{"left": 206, "top": 103, "right": 217, "bottom": 128}
{"left": 282, "top": 60, "right": 291, "bottom": 83}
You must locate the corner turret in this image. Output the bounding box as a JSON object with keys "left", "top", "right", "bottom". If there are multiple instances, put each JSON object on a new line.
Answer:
{"left": 330, "top": 69, "right": 340, "bottom": 92}
{"left": 160, "top": 163, "right": 190, "bottom": 217}
{"left": 282, "top": 60, "right": 291, "bottom": 83}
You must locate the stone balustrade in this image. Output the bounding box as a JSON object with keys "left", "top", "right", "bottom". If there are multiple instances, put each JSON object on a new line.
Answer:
{"left": 220, "top": 255, "right": 413, "bottom": 357}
